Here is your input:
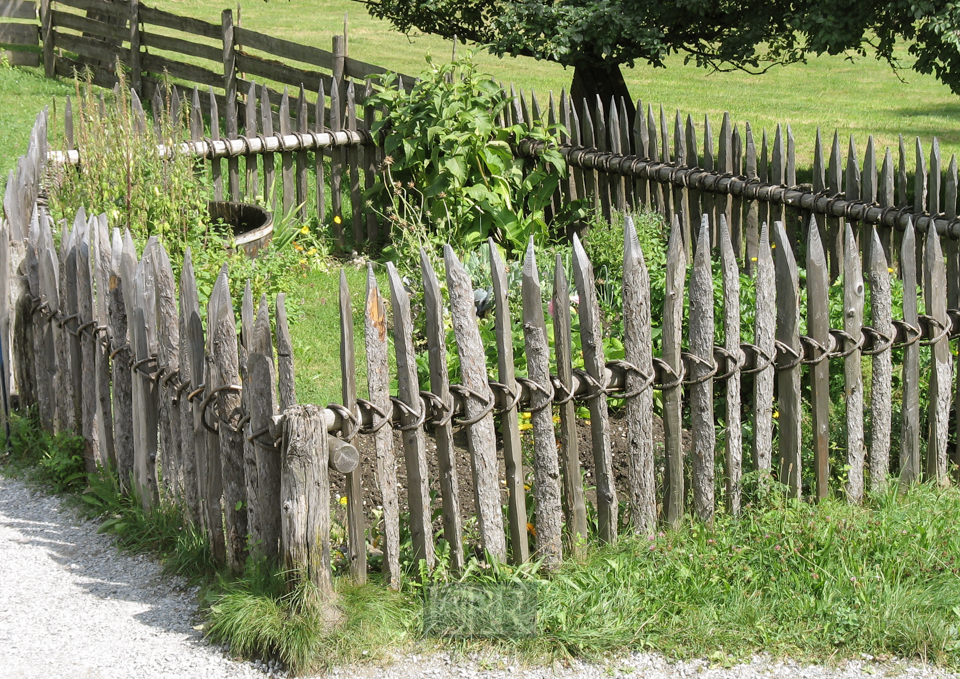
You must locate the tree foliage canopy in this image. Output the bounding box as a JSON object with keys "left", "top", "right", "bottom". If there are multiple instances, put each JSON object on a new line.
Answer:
{"left": 361, "top": 0, "right": 960, "bottom": 94}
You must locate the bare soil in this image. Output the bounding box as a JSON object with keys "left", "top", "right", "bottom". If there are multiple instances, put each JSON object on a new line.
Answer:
{"left": 328, "top": 408, "right": 686, "bottom": 561}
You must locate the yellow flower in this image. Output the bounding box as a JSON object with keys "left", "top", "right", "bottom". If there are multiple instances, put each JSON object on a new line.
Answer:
{"left": 520, "top": 412, "right": 532, "bottom": 420}
{"left": 339, "top": 496, "right": 348, "bottom": 506}
{"left": 888, "top": 267, "right": 894, "bottom": 274}
{"left": 307, "top": 248, "right": 317, "bottom": 256}
{"left": 299, "top": 258, "right": 307, "bottom": 265}
{"left": 773, "top": 411, "right": 780, "bottom": 419}
{"left": 294, "top": 242, "right": 303, "bottom": 251}
{"left": 333, "top": 215, "right": 342, "bottom": 225}
{"left": 518, "top": 422, "right": 533, "bottom": 431}
{"left": 300, "top": 225, "right": 310, "bottom": 235}
{"left": 751, "top": 257, "right": 758, "bottom": 262}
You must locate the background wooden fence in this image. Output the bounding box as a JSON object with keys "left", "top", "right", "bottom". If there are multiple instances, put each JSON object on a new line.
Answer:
{"left": 3, "top": 106, "right": 960, "bottom": 590}
{"left": 0, "top": 0, "right": 39, "bottom": 66}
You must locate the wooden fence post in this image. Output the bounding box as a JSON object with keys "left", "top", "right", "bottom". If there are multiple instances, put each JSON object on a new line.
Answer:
{"left": 520, "top": 240, "right": 562, "bottom": 567}
{"left": 129, "top": 0, "right": 142, "bottom": 97}
{"left": 210, "top": 87, "right": 223, "bottom": 202}
{"left": 923, "top": 222, "right": 951, "bottom": 485}
{"left": 92, "top": 216, "right": 115, "bottom": 469}
{"left": 842, "top": 223, "right": 865, "bottom": 503}
{"left": 364, "top": 264, "right": 401, "bottom": 588}
{"left": 57, "top": 217, "right": 77, "bottom": 434}
{"left": 182, "top": 250, "right": 226, "bottom": 563}
{"left": 572, "top": 234, "right": 616, "bottom": 541}
{"left": 867, "top": 226, "right": 892, "bottom": 491}
{"left": 239, "top": 283, "right": 261, "bottom": 551}
{"left": 690, "top": 218, "right": 715, "bottom": 522}
{"left": 718, "top": 215, "right": 742, "bottom": 514}
{"left": 132, "top": 238, "right": 160, "bottom": 509}
{"left": 282, "top": 404, "right": 332, "bottom": 595}
{"left": 296, "top": 85, "right": 309, "bottom": 223}
{"left": 347, "top": 81, "right": 362, "bottom": 248}
{"left": 420, "top": 252, "right": 464, "bottom": 572}
{"left": 490, "top": 241, "right": 530, "bottom": 563}
{"left": 386, "top": 262, "right": 435, "bottom": 571}
{"left": 176, "top": 250, "right": 200, "bottom": 525}
{"left": 623, "top": 217, "right": 656, "bottom": 530}
{"left": 154, "top": 242, "right": 183, "bottom": 501}
{"left": 77, "top": 219, "right": 100, "bottom": 472}
{"left": 251, "top": 294, "right": 281, "bottom": 560}
{"left": 551, "top": 255, "right": 587, "bottom": 550}
{"left": 900, "top": 220, "right": 921, "bottom": 484}
{"left": 260, "top": 86, "right": 275, "bottom": 209}
{"left": 209, "top": 265, "right": 248, "bottom": 573}
{"left": 41, "top": 0, "right": 53, "bottom": 79}
{"left": 339, "top": 270, "right": 366, "bottom": 581}
{"left": 444, "top": 246, "right": 507, "bottom": 562}
{"left": 806, "top": 216, "right": 830, "bottom": 500}
{"left": 109, "top": 228, "right": 134, "bottom": 490}
{"left": 663, "top": 216, "right": 685, "bottom": 526}
{"left": 222, "top": 9, "right": 239, "bottom": 200}
{"left": 774, "top": 220, "right": 802, "bottom": 497}
{"left": 279, "top": 88, "right": 294, "bottom": 218}
{"left": 752, "top": 221, "right": 775, "bottom": 476}
{"left": 245, "top": 82, "right": 258, "bottom": 200}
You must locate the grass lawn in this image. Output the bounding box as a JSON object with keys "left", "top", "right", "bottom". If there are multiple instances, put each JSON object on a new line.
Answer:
{"left": 0, "top": 64, "right": 73, "bottom": 176}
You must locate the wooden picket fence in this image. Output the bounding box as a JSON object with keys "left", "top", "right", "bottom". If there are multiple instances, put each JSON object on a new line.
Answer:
{"left": 4, "top": 105, "right": 960, "bottom": 592}
{"left": 27, "top": 0, "right": 960, "bottom": 277}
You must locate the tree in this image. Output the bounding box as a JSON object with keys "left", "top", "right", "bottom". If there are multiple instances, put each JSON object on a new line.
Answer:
{"left": 360, "top": 0, "right": 960, "bottom": 118}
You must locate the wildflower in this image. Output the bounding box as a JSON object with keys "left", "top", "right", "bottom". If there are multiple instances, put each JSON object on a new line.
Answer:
{"left": 772, "top": 411, "right": 779, "bottom": 419}
{"left": 334, "top": 215, "right": 342, "bottom": 225}
{"left": 407, "top": 181, "right": 415, "bottom": 189}
{"left": 648, "top": 544, "right": 656, "bottom": 551}
{"left": 648, "top": 535, "right": 655, "bottom": 541}
{"left": 307, "top": 248, "right": 317, "bottom": 256}
{"left": 294, "top": 242, "right": 303, "bottom": 251}
{"left": 382, "top": 155, "right": 394, "bottom": 167}
{"left": 888, "top": 267, "right": 894, "bottom": 273}
{"left": 751, "top": 257, "right": 758, "bottom": 262}
{"left": 300, "top": 225, "right": 310, "bottom": 235}
{"left": 812, "top": 572, "right": 819, "bottom": 579}
{"left": 339, "top": 496, "right": 348, "bottom": 506}
{"left": 524, "top": 483, "right": 531, "bottom": 491}
{"left": 519, "top": 422, "right": 532, "bottom": 431}
{"left": 299, "top": 258, "right": 307, "bottom": 265}
{"left": 527, "top": 522, "right": 537, "bottom": 537}
{"left": 775, "top": 544, "right": 781, "bottom": 551}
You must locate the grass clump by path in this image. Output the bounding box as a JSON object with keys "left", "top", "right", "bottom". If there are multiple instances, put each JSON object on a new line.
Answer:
{"left": 4, "top": 412, "right": 960, "bottom": 672}
{"left": 206, "top": 479, "right": 960, "bottom": 672}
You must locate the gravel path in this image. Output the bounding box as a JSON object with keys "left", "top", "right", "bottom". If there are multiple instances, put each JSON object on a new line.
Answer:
{"left": 2, "top": 472, "right": 959, "bottom": 679}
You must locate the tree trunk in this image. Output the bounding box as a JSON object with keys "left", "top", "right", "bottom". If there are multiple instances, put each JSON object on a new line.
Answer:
{"left": 571, "top": 63, "right": 635, "bottom": 123}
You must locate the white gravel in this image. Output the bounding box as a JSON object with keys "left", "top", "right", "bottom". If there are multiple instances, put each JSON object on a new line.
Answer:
{"left": 2, "top": 472, "right": 959, "bottom": 679}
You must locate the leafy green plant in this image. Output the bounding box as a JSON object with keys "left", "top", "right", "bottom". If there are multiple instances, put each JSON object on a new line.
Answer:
{"left": 369, "top": 51, "right": 583, "bottom": 262}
